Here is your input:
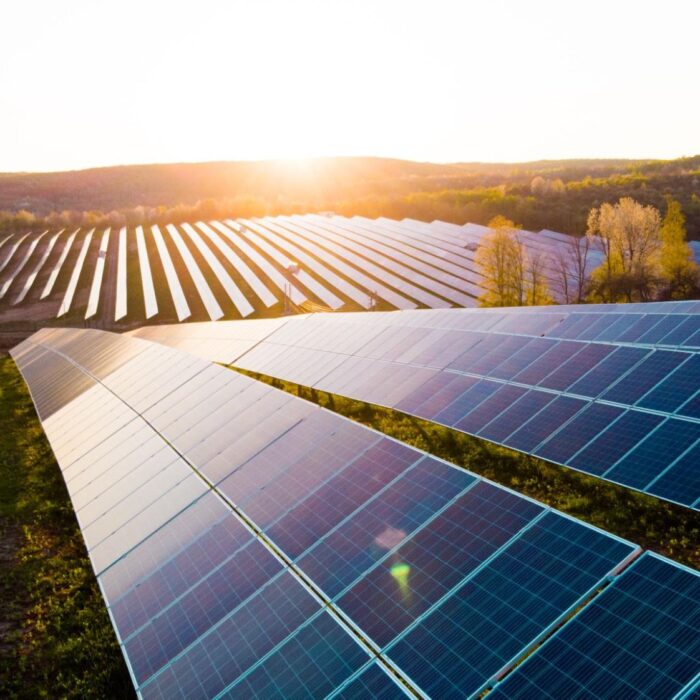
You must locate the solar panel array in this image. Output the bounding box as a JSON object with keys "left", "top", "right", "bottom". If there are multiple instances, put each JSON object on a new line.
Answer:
{"left": 131, "top": 301, "right": 700, "bottom": 511}
{"left": 2, "top": 215, "right": 673, "bottom": 325}
{"left": 12, "top": 327, "right": 700, "bottom": 698}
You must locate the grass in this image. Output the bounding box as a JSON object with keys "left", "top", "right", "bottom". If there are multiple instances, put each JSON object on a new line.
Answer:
{"left": 236, "top": 368, "right": 700, "bottom": 571}
{"left": 0, "top": 356, "right": 134, "bottom": 699}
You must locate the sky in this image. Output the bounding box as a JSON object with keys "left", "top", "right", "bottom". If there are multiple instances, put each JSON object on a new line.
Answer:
{"left": 1, "top": 0, "right": 699, "bottom": 172}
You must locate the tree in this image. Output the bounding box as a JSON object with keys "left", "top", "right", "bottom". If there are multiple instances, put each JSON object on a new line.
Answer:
{"left": 658, "top": 197, "right": 698, "bottom": 299}
{"left": 553, "top": 234, "right": 592, "bottom": 304}
{"left": 476, "top": 217, "right": 551, "bottom": 307}
{"left": 586, "top": 197, "right": 662, "bottom": 302}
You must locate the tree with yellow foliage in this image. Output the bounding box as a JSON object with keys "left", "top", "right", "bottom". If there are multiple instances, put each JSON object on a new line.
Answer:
{"left": 586, "top": 197, "right": 662, "bottom": 302}
{"left": 476, "top": 216, "right": 551, "bottom": 307}
{"left": 658, "top": 197, "right": 698, "bottom": 299}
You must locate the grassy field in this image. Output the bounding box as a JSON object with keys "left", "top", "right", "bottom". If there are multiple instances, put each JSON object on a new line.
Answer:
{"left": 0, "top": 356, "right": 133, "bottom": 699}
{"left": 237, "top": 368, "right": 700, "bottom": 571}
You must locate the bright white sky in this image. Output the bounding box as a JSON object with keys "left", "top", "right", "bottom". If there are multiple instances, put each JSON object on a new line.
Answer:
{"left": 2, "top": 0, "right": 699, "bottom": 172}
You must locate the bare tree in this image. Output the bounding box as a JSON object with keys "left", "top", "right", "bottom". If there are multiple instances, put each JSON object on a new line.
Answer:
{"left": 554, "top": 235, "right": 592, "bottom": 304}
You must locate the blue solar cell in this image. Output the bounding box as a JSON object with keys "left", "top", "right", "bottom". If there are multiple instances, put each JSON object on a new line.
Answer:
{"left": 138, "top": 570, "right": 320, "bottom": 699}
{"left": 331, "top": 662, "right": 408, "bottom": 699}
{"left": 615, "top": 314, "right": 667, "bottom": 343}
{"left": 218, "top": 612, "right": 369, "bottom": 700}
{"left": 454, "top": 384, "right": 528, "bottom": 434}
{"left": 489, "top": 337, "right": 556, "bottom": 380}
{"left": 646, "top": 440, "right": 700, "bottom": 506}
{"left": 568, "top": 410, "right": 665, "bottom": 476}
{"left": 99, "top": 491, "right": 233, "bottom": 604}
{"left": 124, "top": 537, "right": 282, "bottom": 684}
{"left": 682, "top": 328, "right": 700, "bottom": 348}
{"left": 394, "top": 373, "right": 478, "bottom": 420}
{"left": 595, "top": 313, "right": 649, "bottom": 342}
{"left": 538, "top": 344, "right": 613, "bottom": 391}
{"left": 409, "top": 329, "right": 482, "bottom": 368}
{"left": 636, "top": 353, "right": 700, "bottom": 414}
{"left": 105, "top": 497, "right": 259, "bottom": 640}
{"left": 535, "top": 403, "right": 625, "bottom": 465}
{"left": 504, "top": 396, "right": 586, "bottom": 453}
{"left": 604, "top": 418, "right": 700, "bottom": 489}
{"left": 265, "top": 439, "right": 422, "bottom": 559}
{"left": 447, "top": 334, "right": 507, "bottom": 373}
{"left": 657, "top": 315, "right": 700, "bottom": 345}
{"left": 237, "top": 422, "right": 383, "bottom": 528}
{"left": 512, "top": 341, "right": 582, "bottom": 385}
{"left": 551, "top": 314, "right": 601, "bottom": 340}
{"left": 635, "top": 315, "right": 688, "bottom": 344}
{"left": 576, "top": 314, "right": 628, "bottom": 341}
{"left": 386, "top": 512, "right": 634, "bottom": 699}
{"left": 336, "top": 482, "right": 542, "bottom": 647}
{"left": 433, "top": 379, "right": 501, "bottom": 426}
{"left": 679, "top": 391, "right": 700, "bottom": 420}
{"left": 568, "top": 346, "right": 649, "bottom": 398}
{"left": 602, "top": 350, "right": 690, "bottom": 405}
{"left": 488, "top": 553, "right": 700, "bottom": 700}
{"left": 478, "top": 390, "right": 554, "bottom": 443}
{"left": 459, "top": 335, "right": 533, "bottom": 376}
{"left": 296, "top": 457, "right": 475, "bottom": 598}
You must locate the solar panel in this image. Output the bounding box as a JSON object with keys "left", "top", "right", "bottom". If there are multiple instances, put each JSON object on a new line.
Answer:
{"left": 165, "top": 224, "right": 223, "bottom": 321}
{"left": 195, "top": 221, "right": 277, "bottom": 308}
{"left": 180, "top": 223, "right": 254, "bottom": 318}
{"left": 0, "top": 230, "right": 47, "bottom": 299}
{"left": 14, "top": 326, "right": 689, "bottom": 698}
{"left": 488, "top": 553, "right": 700, "bottom": 699}
{"left": 151, "top": 224, "right": 190, "bottom": 321}
{"left": 57, "top": 228, "right": 94, "bottom": 316}
{"left": 0, "top": 231, "right": 31, "bottom": 273}
{"left": 214, "top": 220, "right": 307, "bottom": 306}
{"left": 239, "top": 219, "right": 344, "bottom": 310}
{"left": 318, "top": 217, "right": 477, "bottom": 306}
{"left": 135, "top": 225, "right": 159, "bottom": 319}
{"left": 133, "top": 303, "right": 700, "bottom": 509}
{"left": 41, "top": 228, "right": 77, "bottom": 298}
{"left": 85, "top": 227, "right": 111, "bottom": 319}
{"left": 115, "top": 226, "right": 128, "bottom": 321}
{"left": 248, "top": 218, "right": 371, "bottom": 308}
{"left": 290, "top": 216, "right": 451, "bottom": 308}
{"left": 268, "top": 218, "right": 416, "bottom": 310}
{"left": 13, "top": 229, "right": 63, "bottom": 304}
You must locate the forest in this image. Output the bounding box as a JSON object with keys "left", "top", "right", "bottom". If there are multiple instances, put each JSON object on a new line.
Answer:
{"left": 1, "top": 155, "right": 699, "bottom": 239}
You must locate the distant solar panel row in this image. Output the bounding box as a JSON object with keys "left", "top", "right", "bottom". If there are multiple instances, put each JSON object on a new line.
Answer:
{"left": 12, "top": 327, "right": 700, "bottom": 698}
{"left": 2, "top": 215, "right": 700, "bottom": 323}
{"left": 131, "top": 302, "right": 700, "bottom": 510}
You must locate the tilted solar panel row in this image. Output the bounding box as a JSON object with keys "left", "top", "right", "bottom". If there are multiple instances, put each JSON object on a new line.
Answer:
{"left": 12, "top": 327, "right": 700, "bottom": 698}
{"left": 129, "top": 303, "right": 700, "bottom": 509}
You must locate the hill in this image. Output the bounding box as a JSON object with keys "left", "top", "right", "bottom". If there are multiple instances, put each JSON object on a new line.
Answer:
{"left": 1, "top": 155, "right": 699, "bottom": 238}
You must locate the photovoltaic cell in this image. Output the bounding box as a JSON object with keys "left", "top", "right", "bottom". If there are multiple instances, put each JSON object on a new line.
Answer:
{"left": 504, "top": 395, "right": 585, "bottom": 453}
{"left": 605, "top": 418, "right": 700, "bottom": 489}
{"left": 330, "top": 662, "right": 409, "bottom": 699}
{"left": 295, "top": 457, "right": 476, "bottom": 598}
{"left": 478, "top": 390, "right": 554, "bottom": 443}
{"left": 335, "top": 482, "right": 543, "bottom": 647}
{"left": 386, "top": 511, "right": 635, "bottom": 698}
{"left": 218, "top": 611, "right": 369, "bottom": 700}
{"left": 535, "top": 403, "right": 625, "bottom": 465}
{"left": 569, "top": 410, "right": 665, "bottom": 476}
{"left": 488, "top": 553, "right": 700, "bottom": 700}
{"left": 602, "top": 350, "right": 690, "bottom": 404}
{"left": 646, "top": 442, "right": 700, "bottom": 507}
